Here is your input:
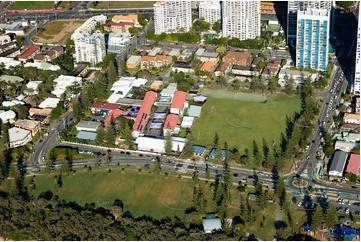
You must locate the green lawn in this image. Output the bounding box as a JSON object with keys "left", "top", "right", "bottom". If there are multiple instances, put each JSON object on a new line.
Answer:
{"left": 191, "top": 94, "right": 300, "bottom": 151}
{"left": 8, "top": 1, "right": 71, "bottom": 10}
{"left": 95, "top": 1, "right": 156, "bottom": 9}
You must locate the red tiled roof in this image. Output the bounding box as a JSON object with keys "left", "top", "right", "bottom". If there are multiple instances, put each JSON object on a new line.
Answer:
{"left": 104, "top": 109, "right": 123, "bottom": 128}
{"left": 132, "top": 91, "right": 157, "bottom": 133}
{"left": 16, "top": 45, "right": 40, "bottom": 59}
{"left": 92, "top": 102, "right": 119, "bottom": 110}
{"left": 163, "top": 114, "right": 179, "bottom": 130}
{"left": 170, "top": 91, "right": 187, "bottom": 110}
{"left": 346, "top": 154, "right": 360, "bottom": 175}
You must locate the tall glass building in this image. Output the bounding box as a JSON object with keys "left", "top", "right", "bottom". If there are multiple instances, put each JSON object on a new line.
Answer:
{"left": 296, "top": 9, "right": 330, "bottom": 71}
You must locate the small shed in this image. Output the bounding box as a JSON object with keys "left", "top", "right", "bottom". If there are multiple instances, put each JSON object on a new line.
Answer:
{"left": 181, "top": 116, "right": 194, "bottom": 128}
{"left": 193, "top": 145, "right": 206, "bottom": 156}
{"left": 187, "top": 105, "right": 202, "bottom": 118}
{"left": 193, "top": 95, "right": 207, "bottom": 104}
{"left": 247, "top": 193, "right": 258, "bottom": 201}
{"left": 76, "top": 131, "right": 97, "bottom": 141}
{"left": 209, "top": 148, "right": 228, "bottom": 160}
{"left": 150, "top": 80, "right": 163, "bottom": 91}
{"left": 202, "top": 215, "right": 222, "bottom": 233}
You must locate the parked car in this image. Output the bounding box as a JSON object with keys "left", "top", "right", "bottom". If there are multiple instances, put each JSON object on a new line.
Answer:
{"left": 345, "top": 208, "right": 350, "bottom": 214}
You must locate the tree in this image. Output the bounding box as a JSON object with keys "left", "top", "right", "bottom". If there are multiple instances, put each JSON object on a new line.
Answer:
{"left": 105, "top": 125, "right": 116, "bottom": 147}
{"left": 276, "top": 176, "right": 286, "bottom": 203}
{"left": 138, "top": 14, "right": 150, "bottom": 27}
{"left": 53, "top": 54, "right": 74, "bottom": 72}
{"left": 232, "top": 79, "right": 241, "bottom": 91}
{"left": 96, "top": 126, "right": 105, "bottom": 145}
{"left": 164, "top": 130, "right": 173, "bottom": 154}
{"left": 312, "top": 205, "right": 325, "bottom": 230}
{"left": 285, "top": 77, "right": 294, "bottom": 96}
{"left": 268, "top": 76, "right": 278, "bottom": 94}
{"left": 123, "top": 124, "right": 134, "bottom": 149}
{"left": 206, "top": 165, "right": 211, "bottom": 180}
{"left": 182, "top": 133, "right": 194, "bottom": 158}
{"left": 212, "top": 19, "right": 222, "bottom": 33}
{"left": 106, "top": 60, "right": 117, "bottom": 85}
{"left": 72, "top": 99, "right": 82, "bottom": 121}
{"left": 177, "top": 80, "right": 191, "bottom": 92}
{"left": 213, "top": 132, "right": 219, "bottom": 147}
{"left": 252, "top": 140, "right": 262, "bottom": 166}
{"left": 215, "top": 46, "right": 226, "bottom": 56}
{"left": 336, "top": 1, "right": 355, "bottom": 12}
{"left": 153, "top": 158, "right": 161, "bottom": 173}
{"left": 324, "top": 203, "right": 338, "bottom": 228}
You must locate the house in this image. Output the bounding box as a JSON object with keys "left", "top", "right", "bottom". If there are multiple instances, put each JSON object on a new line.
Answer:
{"left": 33, "top": 54, "right": 47, "bottom": 63}
{"left": 104, "top": 21, "right": 134, "bottom": 32}
{"left": 163, "top": 114, "right": 180, "bottom": 134}
{"left": 91, "top": 102, "right": 120, "bottom": 116}
{"left": 343, "top": 113, "right": 360, "bottom": 124}
{"left": 132, "top": 91, "right": 157, "bottom": 134}
{"left": 0, "top": 47, "right": 20, "bottom": 58}
{"left": 209, "top": 148, "right": 228, "bottom": 160}
{"left": 148, "top": 47, "right": 162, "bottom": 56}
{"left": 2, "top": 100, "right": 25, "bottom": 107}
{"left": 345, "top": 154, "right": 360, "bottom": 176}
{"left": 197, "top": 51, "right": 219, "bottom": 62}
{"left": 5, "top": 22, "right": 25, "bottom": 36}
{"left": 0, "top": 42, "right": 17, "bottom": 55}
{"left": 181, "top": 116, "right": 194, "bottom": 128}
{"left": 329, "top": 150, "right": 348, "bottom": 181}
{"left": 170, "top": 91, "right": 188, "bottom": 115}
{"left": 112, "top": 14, "right": 141, "bottom": 27}
{"left": 70, "top": 64, "right": 89, "bottom": 77}
{"left": 232, "top": 65, "right": 257, "bottom": 77}
{"left": 16, "top": 45, "right": 40, "bottom": 62}
{"left": 0, "top": 57, "right": 21, "bottom": 69}
{"left": 49, "top": 46, "right": 64, "bottom": 57}
{"left": 214, "top": 62, "right": 232, "bottom": 76}
{"left": 0, "top": 110, "right": 16, "bottom": 123}
{"left": 187, "top": 105, "right": 202, "bottom": 118}
{"left": 76, "top": 120, "right": 101, "bottom": 132}
{"left": 250, "top": 57, "right": 263, "bottom": 68}
{"left": 200, "top": 61, "right": 217, "bottom": 77}
{"left": 150, "top": 80, "right": 163, "bottom": 91}
{"left": 8, "top": 127, "right": 32, "bottom": 148}
{"left": 222, "top": 51, "right": 252, "bottom": 66}
{"left": 202, "top": 215, "right": 222, "bottom": 233}
{"left": 14, "top": 119, "right": 40, "bottom": 136}
{"left": 23, "top": 62, "right": 61, "bottom": 71}
{"left": 51, "top": 75, "right": 82, "bottom": 98}
{"left": 140, "top": 55, "right": 172, "bottom": 70}
{"left": 278, "top": 69, "right": 314, "bottom": 87}
{"left": 24, "top": 81, "right": 42, "bottom": 95}
{"left": 0, "top": 35, "right": 11, "bottom": 45}
{"left": 160, "top": 83, "right": 177, "bottom": 97}
{"left": 0, "top": 75, "right": 24, "bottom": 83}
{"left": 172, "top": 61, "right": 194, "bottom": 73}
{"left": 126, "top": 55, "right": 141, "bottom": 69}
{"left": 335, "top": 141, "right": 360, "bottom": 152}
{"left": 76, "top": 131, "right": 97, "bottom": 142}
{"left": 107, "top": 77, "right": 147, "bottom": 103}
{"left": 29, "top": 108, "right": 52, "bottom": 117}
{"left": 334, "top": 132, "right": 360, "bottom": 143}
{"left": 135, "top": 136, "right": 186, "bottom": 153}
{"left": 168, "top": 48, "right": 181, "bottom": 57}
{"left": 261, "top": 59, "right": 281, "bottom": 78}
{"left": 104, "top": 109, "right": 122, "bottom": 128}
{"left": 193, "top": 145, "right": 206, "bottom": 156}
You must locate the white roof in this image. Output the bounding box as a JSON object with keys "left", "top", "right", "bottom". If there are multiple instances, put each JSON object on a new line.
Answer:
{"left": 25, "top": 81, "right": 42, "bottom": 95}
{"left": 2, "top": 100, "right": 25, "bottom": 107}
{"left": 107, "top": 77, "right": 147, "bottom": 103}
{"left": 135, "top": 136, "right": 186, "bottom": 153}
{"left": 16, "top": 94, "right": 26, "bottom": 101}
{"left": 71, "top": 15, "right": 107, "bottom": 39}
{"left": 51, "top": 75, "right": 82, "bottom": 98}
{"left": 24, "top": 62, "right": 61, "bottom": 71}
{"left": 0, "top": 110, "right": 16, "bottom": 122}
{"left": 160, "top": 83, "right": 177, "bottom": 96}
{"left": 181, "top": 116, "right": 194, "bottom": 128}
{"left": 39, "top": 97, "right": 60, "bottom": 109}
{"left": 9, "top": 127, "right": 31, "bottom": 143}
{"left": 126, "top": 55, "right": 141, "bottom": 65}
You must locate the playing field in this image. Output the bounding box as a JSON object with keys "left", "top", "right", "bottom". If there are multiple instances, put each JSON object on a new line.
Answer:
{"left": 32, "top": 20, "right": 85, "bottom": 44}
{"left": 8, "top": 1, "right": 70, "bottom": 10}
{"left": 95, "top": 1, "right": 156, "bottom": 9}
{"left": 191, "top": 94, "right": 300, "bottom": 151}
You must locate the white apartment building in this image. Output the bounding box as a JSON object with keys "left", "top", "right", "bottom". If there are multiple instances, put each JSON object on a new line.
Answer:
{"left": 222, "top": 1, "right": 260, "bottom": 40}
{"left": 354, "top": 5, "right": 361, "bottom": 94}
{"left": 107, "top": 32, "right": 131, "bottom": 54}
{"left": 74, "top": 31, "right": 106, "bottom": 65}
{"left": 296, "top": 9, "right": 330, "bottom": 71}
{"left": 199, "top": 1, "right": 221, "bottom": 25}
{"left": 71, "top": 15, "right": 107, "bottom": 65}
{"left": 287, "top": 1, "right": 332, "bottom": 44}
{"left": 154, "top": 1, "right": 192, "bottom": 35}
{"left": 9, "top": 127, "right": 32, "bottom": 148}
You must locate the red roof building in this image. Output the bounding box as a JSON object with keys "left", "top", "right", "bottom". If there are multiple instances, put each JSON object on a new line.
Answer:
{"left": 16, "top": 45, "right": 40, "bottom": 61}
{"left": 163, "top": 114, "right": 179, "bottom": 132}
{"left": 132, "top": 91, "right": 157, "bottom": 133}
{"left": 104, "top": 109, "right": 123, "bottom": 128}
{"left": 346, "top": 154, "right": 360, "bottom": 176}
{"left": 91, "top": 102, "right": 119, "bottom": 111}
{"left": 170, "top": 91, "right": 188, "bottom": 115}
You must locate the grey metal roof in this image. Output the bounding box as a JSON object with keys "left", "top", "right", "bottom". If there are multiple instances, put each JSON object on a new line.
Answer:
{"left": 187, "top": 105, "right": 202, "bottom": 117}
{"left": 76, "top": 131, "right": 97, "bottom": 141}
{"left": 202, "top": 218, "right": 222, "bottom": 233}
{"left": 76, "top": 120, "right": 101, "bottom": 130}
{"left": 329, "top": 150, "right": 348, "bottom": 174}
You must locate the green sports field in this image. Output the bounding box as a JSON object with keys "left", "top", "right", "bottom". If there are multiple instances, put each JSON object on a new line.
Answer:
{"left": 8, "top": 1, "right": 70, "bottom": 10}
{"left": 191, "top": 93, "right": 300, "bottom": 151}
{"left": 95, "top": 1, "right": 156, "bottom": 9}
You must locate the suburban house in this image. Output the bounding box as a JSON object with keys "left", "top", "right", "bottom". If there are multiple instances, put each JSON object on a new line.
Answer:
{"left": 49, "top": 46, "right": 64, "bottom": 57}
{"left": 0, "top": 75, "right": 24, "bottom": 83}
{"left": 214, "top": 62, "right": 232, "bottom": 76}
{"left": 0, "top": 46, "right": 20, "bottom": 58}
{"left": 200, "top": 61, "right": 217, "bottom": 77}
{"left": 160, "top": 83, "right": 177, "bottom": 98}
{"left": 76, "top": 120, "right": 101, "bottom": 132}
{"left": 16, "top": 45, "right": 40, "bottom": 62}
{"left": 104, "top": 109, "right": 122, "bottom": 128}
{"left": 0, "top": 110, "right": 16, "bottom": 123}
{"left": 181, "top": 116, "right": 194, "bottom": 128}
{"left": 345, "top": 154, "right": 360, "bottom": 176}
{"left": 9, "top": 127, "right": 32, "bottom": 148}
{"left": 163, "top": 114, "right": 180, "bottom": 134}
{"left": 135, "top": 136, "right": 186, "bottom": 153}
{"left": 187, "top": 105, "right": 202, "bottom": 118}
{"left": 195, "top": 48, "right": 219, "bottom": 62}
{"left": 111, "top": 14, "right": 141, "bottom": 27}
{"left": 14, "top": 119, "right": 41, "bottom": 136}
{"left": 150, "top": 80, "right": 164, "bottom": 91}
{"left": 231, "top": 65, "right": 257, "bottom": 77}
{"left": 91, "top": 102, "right": 120, "bottom": 116}
{"left": 126, "top": 55, "right": 141, "bottom": 69}
{"left": 29, "top": 107, "right": 52, "bottom": 117}
{"left": 132, "top": 91, "right": 157, "bottom": 135}
{"left": 167, "top": 48, "right": 181, "bottom": 57}
{"left": 261, "top": 59, "right": 281, "bottom": 78}
{"left": 140, "top": 55, "right": 172, "bottom": 70}
{"left": 33, "top": 54, "right": 47, "bottom": 63}
{"left": 334, "top": 131, "right": 360, "bottom": 143}
{"left": 278, "top": 69, "right": 315, "bottom": 87}
{"left": 222, "top": 51, "right": 252, "bottom": 66}
{"left": 104, "top": 21, "right": 134, "bottom": 32}
{"left": 148, "top": 47, "right": 162, "bottom": 56}
{"left": 328, "top": 150, "right": 348, "bottom": 181}
{"left": 107, "top": 77, "right": 147, "bottom": 103}
{"left": 202, "top": 214, "right": 222, "bottom": 233}
{"left": 209, "top": 148, "right": 228, "bottom": 160}
{"left": 193, "top": 145, "right": 206, "bottom": 156}
{"left": 76, "top": 131, "right": 97, "bottom": 142}
{"left": 193, "top": 95, "right": 207, "bottom": 104}
{"left": 343, "top": 113, "right": 360, "bottom": 124}
{"left": 172, "top": 61, "right": 194, "bottom": 73}
{"left": 170, "top": 91, "right": 188, "bottom": 115}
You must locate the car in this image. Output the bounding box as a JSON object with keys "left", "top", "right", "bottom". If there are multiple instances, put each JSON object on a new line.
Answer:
{"left": 345, "top": 208, "right": 350, "bottom": 214}
{"left": 351, "top": 186, "right": 357, "bottom": 189}
{"left": 107, "top": 149, "right": 112, "bottom": 153}
{"left": 120, "top": 151, "right": 125, "bottom": 154}
{"left": 306, "top": 155, "right": 310, "bottom": 160}
{"left": 39, "top": 139, "right": 43, "bottom": 142}
{"left": 233, "top": 173, "right": 238, "bottom": 177}
{"left": 144, "top": 164, "right": 150, "bottom": 167}
{"left": 355, "top": 211, "right": 360, "bottom": 215}
{"left": 125, "top": 152, "right": 131, "bottom": 155}
{"left": 341, "top": 199, "right": 345, "bottom": 204}
{"left": 138, "top": 154, "right": 144, "bottom": 157}
{"left": 298, "top": 201, "right": 303, "bottom": 207}
{"left": 101, "top": 153, "right": 106, "bottom": 156}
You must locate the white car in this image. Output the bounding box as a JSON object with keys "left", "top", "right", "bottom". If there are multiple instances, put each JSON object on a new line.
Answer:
{"left": 345, "top": 208, "right": 350, "bottom": 214}
{"left": 298, "top": 201, "right": 303, "bottom": 207}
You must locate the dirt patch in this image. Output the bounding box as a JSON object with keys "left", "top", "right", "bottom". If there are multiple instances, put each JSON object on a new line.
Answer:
{"left": 32, "top": 20, "right": 85, "bottom": 44}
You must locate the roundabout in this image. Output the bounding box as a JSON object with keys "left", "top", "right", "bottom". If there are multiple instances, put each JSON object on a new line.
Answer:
{"left": 292, "top": 178, "right": 308, "bottom": 189}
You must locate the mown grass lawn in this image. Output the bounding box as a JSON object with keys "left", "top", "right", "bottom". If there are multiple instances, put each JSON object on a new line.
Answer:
{"left": 95, "top": 1, "right": 156, "bottom": 9}
{"left": 191, "top": 95, "right": 300, "bottom": 152}
{"left": 8, "top": 1, "right": 70, "bottom": 10}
